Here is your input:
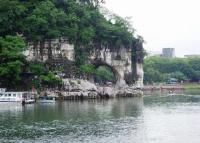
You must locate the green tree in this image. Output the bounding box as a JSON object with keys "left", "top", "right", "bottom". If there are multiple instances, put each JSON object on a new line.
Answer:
{"left": 170, "top": 71, "right": 187, "bottom": 82}
{"left": 144, "top": 56, "right": 200, "bottom": 83}
{"left": 0, "top": 0, "right": 26, "bottom": 36}
{"left": 79, "top": 64, "right": 95, "bottom": 79}
{"left": 40, "top": 71, "right": 62, "bottom": 88}
{"left": 0, "top": 0, "right": 144, "bottom": 89}
{"left": 23, "top": 1, "right": 67, "bottom": 58}
{"left": 0, "top": 36, "right": 26, "bottom": 87}
{"left": 95, "top": 66, "right": 115, "bottom": 84}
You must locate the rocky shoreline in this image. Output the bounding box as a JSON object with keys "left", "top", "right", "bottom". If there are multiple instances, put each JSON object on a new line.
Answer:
{"left": 40, "top": 78, "right": 143, "bottom": 100}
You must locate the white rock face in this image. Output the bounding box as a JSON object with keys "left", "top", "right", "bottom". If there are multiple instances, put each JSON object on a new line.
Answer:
{"left": 136, "top": 63, "right": 144, "bottom": 87}
{"left": 59, "top": 78, "right": 143, "bottom": 99}
{"left": 60, "top": 43, "right": 75, "bottom": 61}
{"left": 63, "top": 79, "right": 97, "bottom": 92}
{"left": 24, "top": 39, "right": 75, "bottom": 62}
{"left": 90, "top": 47, "right": 134, "bottom": 86}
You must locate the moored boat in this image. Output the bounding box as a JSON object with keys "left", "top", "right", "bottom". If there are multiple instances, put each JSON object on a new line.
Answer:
{"left": 37, "top": 96, "right": 56, "bottom": 103}
{"left": 0, "top": 88, "right": 36, "bottom": 104}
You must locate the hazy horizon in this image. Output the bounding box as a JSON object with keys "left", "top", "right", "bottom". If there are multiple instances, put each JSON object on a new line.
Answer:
{"left": 105, "top": 0, "right": 200, "bottom": 57}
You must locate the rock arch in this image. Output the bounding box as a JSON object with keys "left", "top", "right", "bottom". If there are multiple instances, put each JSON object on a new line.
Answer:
{"left": 90, "top": 47, "right": 133, "bottom": 87}
{"left": 91, "top": 59, "right": 121, "bottom": 84}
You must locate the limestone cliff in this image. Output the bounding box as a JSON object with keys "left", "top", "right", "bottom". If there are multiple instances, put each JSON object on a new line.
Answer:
{"left": 24, "top": 38, "right": 144, "bottom": 89}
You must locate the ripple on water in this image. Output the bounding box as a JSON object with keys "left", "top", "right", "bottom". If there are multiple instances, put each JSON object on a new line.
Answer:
{"left": 0, "top": 116, "right": 143, "bottom": 143}
{"left": 1, "top": 95, "right": 200, "bottom": 143}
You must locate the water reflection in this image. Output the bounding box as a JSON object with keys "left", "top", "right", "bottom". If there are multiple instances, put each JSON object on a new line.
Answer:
{"left": 1, "top": 92, "right": 200, "bottom": 143}
{"left": 0, "top": 97, "right": 143, "bottom": 142}
{"left": 144, "top": 90, "right": 200, "bottom": 107}
{"left": 22, "top": 98, "right": 143, "bottom": 122}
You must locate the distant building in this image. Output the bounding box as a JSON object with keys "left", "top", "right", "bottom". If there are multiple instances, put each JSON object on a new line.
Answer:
{"left": 184, "top": 55, "right": 200, "bottom": 58}
{"left": 162, "top": 48, "right": 175, "bottom": 58}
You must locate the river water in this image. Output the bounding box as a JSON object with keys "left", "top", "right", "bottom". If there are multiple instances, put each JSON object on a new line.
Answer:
{"left": 1, "top": 91, "right": 200, "bottom": 143}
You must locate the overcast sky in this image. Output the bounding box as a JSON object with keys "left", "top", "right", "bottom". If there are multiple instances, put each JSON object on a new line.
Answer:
{"left": 105, "top": 0, "right": 200, "bottom": 57}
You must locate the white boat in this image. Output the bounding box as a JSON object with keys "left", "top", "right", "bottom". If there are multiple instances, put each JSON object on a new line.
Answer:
{"left": 0, "top": 88, "right": 35, "bottom": 104}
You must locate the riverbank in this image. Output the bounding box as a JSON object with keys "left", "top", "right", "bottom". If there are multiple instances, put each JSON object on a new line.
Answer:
{"left": 143, "top": 83, "right": 200, "bottom": 90}
{"left": 182, "top": 83, "right": 200, "bottom": 89}
{"left": 39, "top": 78, "right": 143, "bottom": 100}
{"left": 143, "top": 83, "right": 200, "bottom": 93}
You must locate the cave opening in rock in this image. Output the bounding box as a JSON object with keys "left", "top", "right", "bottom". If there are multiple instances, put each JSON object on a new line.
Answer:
{"left": 93, "top": 66, "right": 117, "bottom": 86}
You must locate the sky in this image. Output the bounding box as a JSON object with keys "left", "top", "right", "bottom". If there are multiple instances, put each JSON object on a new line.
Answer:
{"left": 105, "top": 0, "right": 200, "bottom": 57}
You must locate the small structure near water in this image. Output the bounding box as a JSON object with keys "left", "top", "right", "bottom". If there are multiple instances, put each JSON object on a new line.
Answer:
{"left": 0, "top": 88, "right": 36, "bottom": 104}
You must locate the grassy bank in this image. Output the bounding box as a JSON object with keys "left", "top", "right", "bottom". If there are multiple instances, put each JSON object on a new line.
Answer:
{"left": 183, "top": 83, "right": 200, "bottom": 90}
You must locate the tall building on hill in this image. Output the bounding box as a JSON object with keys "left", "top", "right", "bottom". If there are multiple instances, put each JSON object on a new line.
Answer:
{"left": 162, "top": 48, "right": 175, "bottom": 58}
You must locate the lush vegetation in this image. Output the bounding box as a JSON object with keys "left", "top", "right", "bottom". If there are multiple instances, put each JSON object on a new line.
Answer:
{"left": 0, "top": 0, "right": 144, "bottom": 89}
{"left": 78, "top": 65, "right": 116, "bottom": 84}
{"left": 144, "top": 56, "right": 200, "bottom": 84}
{"left": 0, "top": 36, "right": 26, "bottom": 88}
{"left": 94, "top": 66, "right": 116, "bottom": 84}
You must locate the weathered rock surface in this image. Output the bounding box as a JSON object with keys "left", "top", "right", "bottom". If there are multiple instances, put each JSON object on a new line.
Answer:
{"left": 40, "top": 78, "right": 143, "bottom": 100}
{"left": 98, "top": 86, "right": 143, "bottom": 98}
{"left": 60, "top": 78, "right": 143, "bottom": 99}
{"left": 63, "top": 79, "right": 97, "bottom": 92}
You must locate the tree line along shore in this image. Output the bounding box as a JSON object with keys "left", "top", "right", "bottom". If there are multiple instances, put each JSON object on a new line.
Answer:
{"left": 144, "top": 56, "right": 200, "bottom": 85}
